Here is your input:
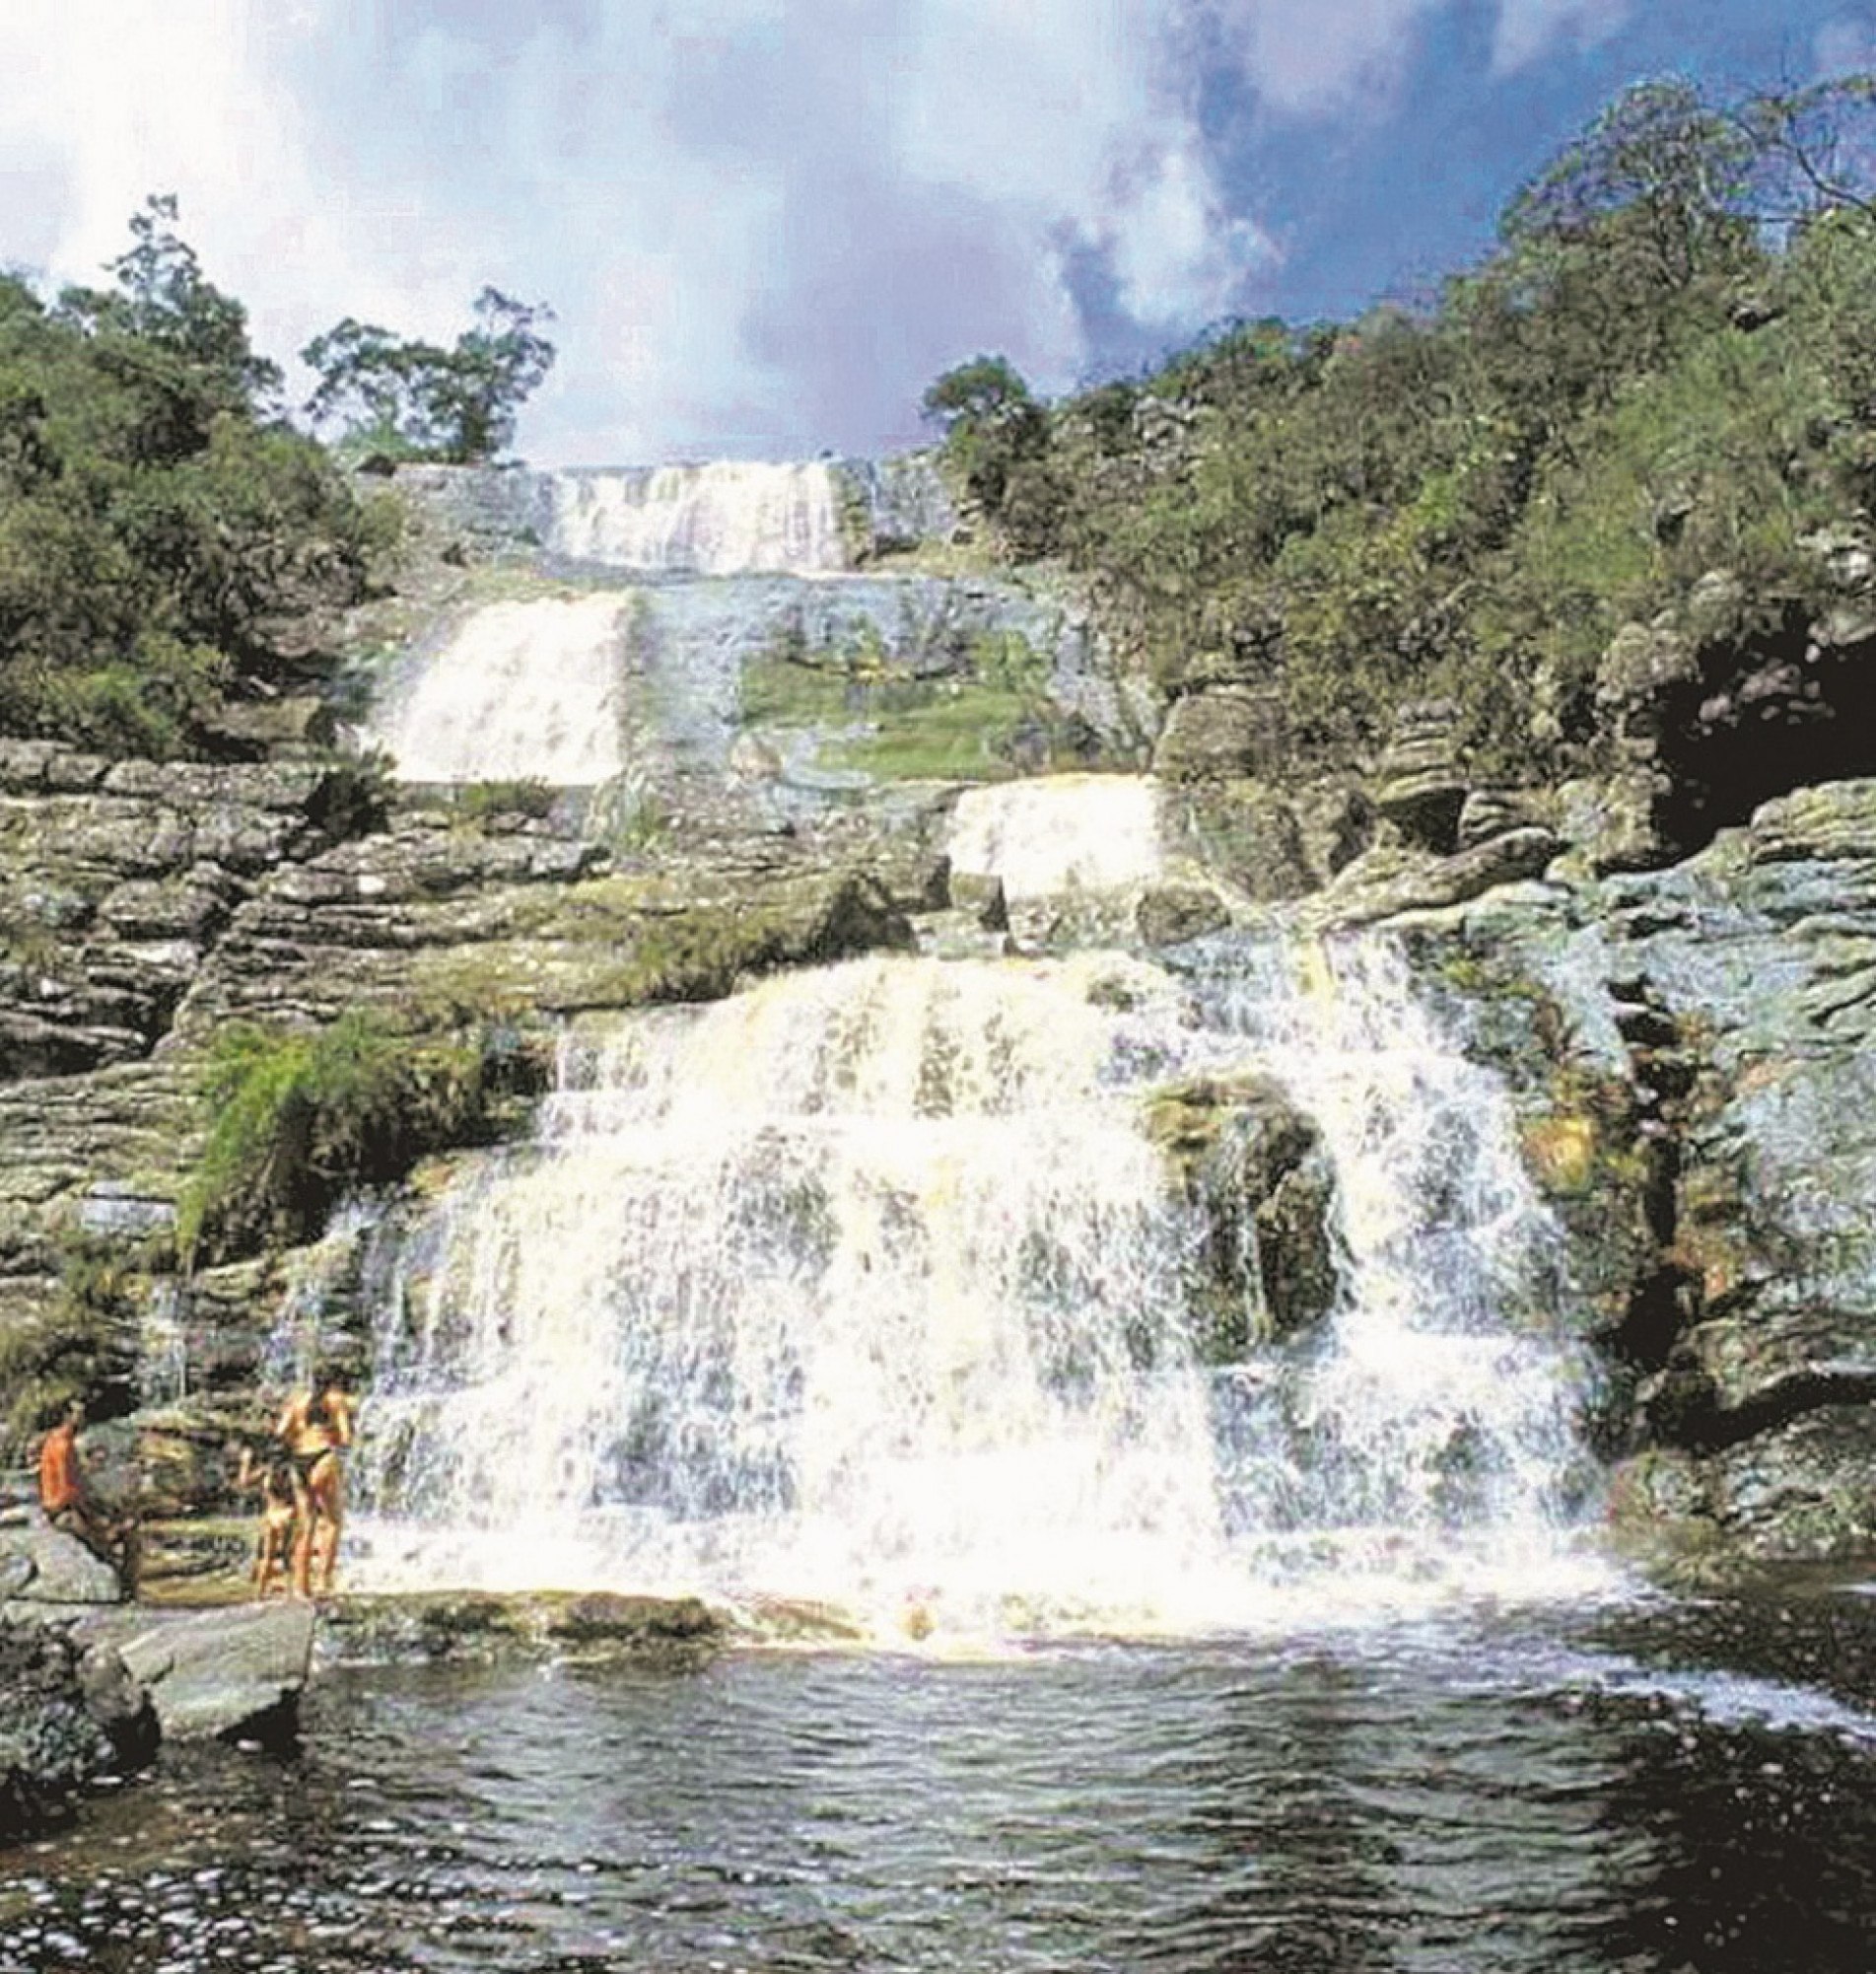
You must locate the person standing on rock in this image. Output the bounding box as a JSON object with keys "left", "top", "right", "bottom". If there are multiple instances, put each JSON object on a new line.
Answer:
{"left": 275, "top": 1368, "right": 357, "bottom": 1598}
{"left": 36, "top": 1399, "right": 138, "bottom": 1590}
{"left": 232, "top": 1437, "right": 299, "bottom": 1597}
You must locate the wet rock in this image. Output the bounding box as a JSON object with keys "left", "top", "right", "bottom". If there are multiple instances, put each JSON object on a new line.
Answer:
{"left": 1135, "top": 883, "right": 1231, "bottom": 948}
{"left": 321, "top": 1590, "right": 728, "bottom": 1666}
{"left": 1143, "top": 1072, "right": 1341, "bottom": 1349}
{"left": 81, "top": 1601, "right": 315, "bottom": 1742}
{"left": 1434, "top": 771, "right": 1876, "bottom": 1564}
{"left": 949, "top": 871, "right": 1008, "bottom": 931}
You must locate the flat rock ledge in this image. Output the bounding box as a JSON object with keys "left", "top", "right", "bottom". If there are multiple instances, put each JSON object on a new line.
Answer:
{"left": 75, "top": 1601, "right": 315, "bottom": 1744}
{"left": 320, "top": 1590, "right": 729, "bottom": 1667}
{"left": 0, "top": 1600, "right": 312, "bottom": 1843}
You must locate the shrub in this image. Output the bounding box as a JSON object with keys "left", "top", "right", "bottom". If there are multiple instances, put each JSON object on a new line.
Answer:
{"left": 177, "top": 1012, "right": 505, "bottom": 1265}
{"left": 455, "top": 777, "right": 556, "bottom": 823}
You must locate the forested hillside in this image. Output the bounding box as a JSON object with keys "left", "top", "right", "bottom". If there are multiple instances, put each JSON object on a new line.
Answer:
{"left": 928, "top": 76, "right": 1876, "bottom": 787}
{"left": 0, "top": 198, "right": 399, "bottom": 759}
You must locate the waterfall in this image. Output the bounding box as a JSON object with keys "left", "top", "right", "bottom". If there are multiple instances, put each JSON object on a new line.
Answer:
{"left": 347, "top": 937, "right": 1606, "bottom": 1637}
{"left": 1185, "top": 938, "right": 1599, "bottom": 1608}
{"left": 947, "top": 775, "right": 1168, "bottom": 901}
{"left": 366, "top": 595, "right": 633, "bottom": 785}
{"left": 547, "top": 461, "right": 847, "bottom": 575}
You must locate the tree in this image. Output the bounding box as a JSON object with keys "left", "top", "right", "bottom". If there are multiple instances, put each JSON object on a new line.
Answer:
{"left": 920, "top": 354, "right": 1050, "bottom": 531}
{"left": 57, "top": 194, "right": 282, "bottom": 416}
{"left": 0, "top": 202, "right": 378, "bottom": 755}
{"left": 301, "top": 287, "right": 555, "bottom": 463}
{"left": 1501, "top": 78, "right": 1757, "bottom": 286}
{"left": 1734, "top": 72, "right": 1876, "bottom": 225}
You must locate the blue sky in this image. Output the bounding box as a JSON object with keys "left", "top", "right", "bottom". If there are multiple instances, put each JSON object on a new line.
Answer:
{"left": 0, "top": 2, "right": 1870, "bottom": 466}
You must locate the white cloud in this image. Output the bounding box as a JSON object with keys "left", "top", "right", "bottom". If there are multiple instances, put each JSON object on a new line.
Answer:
{"left": 1815, "top": 16, "right": 1876, "bottom": 77}
{"left": 1214, "top": 0, "right": 1445, "bottom": 117}
{"left": 1490, "top": 0, "right": 1632, "bottom": 76}
{"left": 0, "top": 0, "right": 1293, "bottom": 460}
{"left": 0, "top": 0, "right": 1651, "bottom": 464}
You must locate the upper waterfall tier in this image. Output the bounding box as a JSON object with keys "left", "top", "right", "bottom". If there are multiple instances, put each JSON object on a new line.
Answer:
{"left": 361, "top": 594, "right": 632, "bottom": 785}
{"left": 948, "top": 776, "right": 1168, "bottom": 900}
{"left": 546, "top": 461, "right": 847, "bottom": 575}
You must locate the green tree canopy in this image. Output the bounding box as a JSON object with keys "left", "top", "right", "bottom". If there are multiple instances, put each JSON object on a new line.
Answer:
{"left": 920, "top": 354, "right": 1053, "bottom": 544}
{"left": 945, "top": 70, "right": 1876, "bottom": 773}
{"left": 0, "top": 200, "right": 379, "bottom": 756}
{"left": 301, "top": 287, "right": 555, "bottom": 463}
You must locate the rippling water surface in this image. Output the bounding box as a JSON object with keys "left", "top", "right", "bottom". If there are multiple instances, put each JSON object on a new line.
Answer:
{"left": 5, "top": 1598, "right": 1876, "bottom": 1973}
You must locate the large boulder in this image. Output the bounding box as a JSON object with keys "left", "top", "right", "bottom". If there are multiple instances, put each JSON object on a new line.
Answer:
{"left": 81, "top": 1601, "right": 316, "bottom": 1742}
{"left": 0, "top": 1620, "right": 157, "bottom": 1840}
{"left": 1143, "top": 1072, "right": 1341, "bottom": 1353}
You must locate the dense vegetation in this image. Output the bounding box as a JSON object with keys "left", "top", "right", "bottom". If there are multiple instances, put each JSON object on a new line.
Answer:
{"left": 926, "top": 76, "right": 1876, "bottom": 778}
{"left": 0, "top": 198, "right": 392, "bottom": 758}
{"left": 177, "top": 1011, "right": 542, "bottom": 1266}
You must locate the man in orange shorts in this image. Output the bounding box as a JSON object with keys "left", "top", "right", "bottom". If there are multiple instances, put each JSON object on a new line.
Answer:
{"left": 38, "top": 1399, "right": 138, "bottom": 1589}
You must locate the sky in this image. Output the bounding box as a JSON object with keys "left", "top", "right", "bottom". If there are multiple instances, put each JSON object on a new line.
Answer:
{"left": 0, "top": 1, "right": 1871, "bottom": 467}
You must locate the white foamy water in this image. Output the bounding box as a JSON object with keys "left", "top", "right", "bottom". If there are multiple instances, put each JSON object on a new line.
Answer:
{"left": 368, "top": 595, "right": 631, "bottom": 785}
{"left": 1192, "top": 938, "right": 1601, "bottom": 1610}
{"left": 347, "top": 936, "right": 1611, "bottom": 1638}
{"left": 947, "top": 774, "right": 1167, "bottom": 901}
{"left": 548, "top": 461, "right": 846, "bottom": 575}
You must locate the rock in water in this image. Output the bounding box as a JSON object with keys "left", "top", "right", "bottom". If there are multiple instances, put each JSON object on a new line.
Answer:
{"left": 80, "top": 1601, "right": 315, "bottom": 1742}
{"left": 0, "top": 1620, "right": 157, "bottom": 1840}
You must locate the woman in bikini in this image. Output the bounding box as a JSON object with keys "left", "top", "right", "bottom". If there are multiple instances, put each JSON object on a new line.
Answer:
{"left": 275, "top": 1368, "right": 357, "bottom": 1599}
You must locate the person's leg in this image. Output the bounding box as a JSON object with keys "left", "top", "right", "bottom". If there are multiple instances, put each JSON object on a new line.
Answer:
{"left": 289, "top": 1473, "right": 316, "bottom": 1598}
{"left": 255, "top": 1510, "right": 279, "bottom": 1595}
{"left": 312, "top": 1461, "right": 344, "bottom": 1593}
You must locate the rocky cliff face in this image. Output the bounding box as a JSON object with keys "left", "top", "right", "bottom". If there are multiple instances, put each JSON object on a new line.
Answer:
{"left": 1401, "top": 781, "right": 1876, "bottom": 1576}
{"left": 3, "top": 466, "right": 1873, "bottom": 1587}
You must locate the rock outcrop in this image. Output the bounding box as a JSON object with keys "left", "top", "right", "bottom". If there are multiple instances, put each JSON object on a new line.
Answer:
{"left": 1402, "top": 775, "right": 1876, "bottom": 1570}
{"left": 79, "top": 1601, "right": 315, "bottom": 1742}
{"left": 0, "top": 1619, "right": 158, "bottom": 1840}
{"left": 1143, "top": 1071, "right": 1342, "bottom": 1353}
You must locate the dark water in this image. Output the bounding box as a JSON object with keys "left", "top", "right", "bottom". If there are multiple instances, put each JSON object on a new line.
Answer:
{"left": 5, "top": 1595, "right": 1876, "bottom": 1973}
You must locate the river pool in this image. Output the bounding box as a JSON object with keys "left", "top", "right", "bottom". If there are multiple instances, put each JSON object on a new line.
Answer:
{"left": 5, "top": 1588, "right": 1875, "bottom": 1973}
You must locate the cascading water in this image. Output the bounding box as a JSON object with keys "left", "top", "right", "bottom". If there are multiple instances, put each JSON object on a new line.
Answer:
{"left": 948, "top": 775, "right": 1168, "bottom": 901}
{"left": 1184, "top": 938, "right": 1600, "bottom": 1608}
{"left": 364, "top": 594, "right": 633, "bottom": 785}
{"left": 347, "top": 934, "right": 1609, "bottom": 1638}
{"left": 547, "top": 461, "right": 847, "bottom": 575}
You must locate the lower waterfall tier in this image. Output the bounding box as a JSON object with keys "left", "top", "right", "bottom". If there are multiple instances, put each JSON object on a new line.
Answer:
{"left": 339, "top": 940, "right": 1611, "bottom": 1638}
